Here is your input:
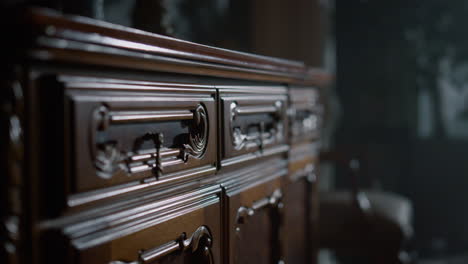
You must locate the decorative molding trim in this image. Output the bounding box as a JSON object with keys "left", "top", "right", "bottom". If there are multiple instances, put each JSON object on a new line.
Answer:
{"left": 25, "top": 8, "right": 305, "bottom": 73}
{"left": 41, "top": 185, "right": 220, "bottom": 250}
{"left": 15, "top": 9, "right": 333, "bottom": 84}
{"left": 67, "top": 165, "right": 216, "bottom": 207}
{"left": 220, "top": 157, "right": 288, "bottom": 195}
{"left": 220, "top": 145, "right": 289, "bottom": 169}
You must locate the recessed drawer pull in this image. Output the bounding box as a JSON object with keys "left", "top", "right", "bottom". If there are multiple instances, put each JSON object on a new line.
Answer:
{"left": 236, "top": 189, "right": 283, "bottom": 225}
{"left": 109, "top": 226, "right": 213, "bottom": 264}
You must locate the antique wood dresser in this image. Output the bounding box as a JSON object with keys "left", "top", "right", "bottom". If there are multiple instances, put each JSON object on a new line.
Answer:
{"left": 1, "top": 8, "right": 330, "bottom": 264}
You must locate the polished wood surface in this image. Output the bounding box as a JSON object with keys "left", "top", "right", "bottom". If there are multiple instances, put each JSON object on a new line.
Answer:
{"left": 1, "top": 7, "right": 330, "bottom": 264}
{"left": 11, "top": 8, "right": 330, "bottom": 84}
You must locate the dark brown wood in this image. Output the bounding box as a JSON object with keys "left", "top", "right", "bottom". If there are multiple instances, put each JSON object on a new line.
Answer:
{"left": 219, "top": 157, "right": 287, "bottom": 264}
{"left": 218, "top": 86, "right": 289, "bottom": 168}
{"left": 2, "top": 7, "right": 329, "bottom": 264}
{"left": 63, "top": 76, "right": 217, "bottom": 201}
{"left": 282, "top": 178, "right": 308, "bottom": 264}
{"left": 284, "top": 87, "right": 322, "bottom": 264}
{"left": 40, "top": 185, "right": 222, "bottom": 264}
{"left": 10, "top": 8, "right": 334, "bottom": 85}
{"left": 26, "top": 8, "right": 305, "bottom": 73}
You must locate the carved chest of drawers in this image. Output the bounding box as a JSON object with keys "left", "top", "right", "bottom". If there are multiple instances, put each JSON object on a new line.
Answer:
{"left": 1, "top": 8, "right": 329, "bottom": 264}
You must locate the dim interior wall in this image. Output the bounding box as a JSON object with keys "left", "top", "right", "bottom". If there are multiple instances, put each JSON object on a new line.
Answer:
{"left": 250, "top": 0, "right": 324, "bottom": 67}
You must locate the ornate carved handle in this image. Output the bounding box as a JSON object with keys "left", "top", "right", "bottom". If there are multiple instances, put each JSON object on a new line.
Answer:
{"left": 230, "top": 101, "right": 284, "bottom": 151}
{"left": 90, "top": 104, "right": 208, "bottom": 179}
{"left": 109, "top": 226, "right": 213, "bottom": 264}
{"left": 236, "top": 189, "right": 283, "bottom": 225}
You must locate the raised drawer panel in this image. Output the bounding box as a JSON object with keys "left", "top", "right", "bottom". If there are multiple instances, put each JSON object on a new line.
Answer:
{"left": 221, "top": 158, "right": 287, "bottom": 264}
{"left": 61, "top": 76, "right": 217, "bottom": 203}
{"left": 218, "top": 86, "right": 288, "bottom": 167}
{"left": 41, "top": 185, "right": 222, "bottom": 264}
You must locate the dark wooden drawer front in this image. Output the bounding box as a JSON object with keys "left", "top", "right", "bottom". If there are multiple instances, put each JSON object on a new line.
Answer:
{"left": 282, "top": 178, "right": 309, "bottom": 264}
{"left": 222, "top": 158, "right": 287, "bottom": 264}
{"left": 289, "top": 87, "right": 322, "bottom": 143}
{"left": 63, "top": 77, "right": 217, "bottom": 198}
{"left": 228, "top": 181, "right": 282, "bottom": 264}
{"left": 42, "top": 185, "right": 222, "bottom": 264}
{"left": 219, "top": 86, "right": 288, "bottom": 165}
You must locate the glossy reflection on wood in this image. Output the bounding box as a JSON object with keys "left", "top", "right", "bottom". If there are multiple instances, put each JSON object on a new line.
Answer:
{"left": 1, "top": 7, "right": 330, "bottom": 264}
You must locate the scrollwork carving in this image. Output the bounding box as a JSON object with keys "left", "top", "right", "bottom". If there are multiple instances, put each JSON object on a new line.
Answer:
{"left": 90, "top": 103, "right": 209, "bottom": 180}
{"left": 184, "top": 104, "right": 208, "bottom": 160}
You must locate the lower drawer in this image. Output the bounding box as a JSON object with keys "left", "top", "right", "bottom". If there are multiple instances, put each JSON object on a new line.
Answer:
{"left": 226, "top": 177, "right": 283, "bottom": 264}
{"left": 41, "top": 185, "right": 222, "bottom": 264}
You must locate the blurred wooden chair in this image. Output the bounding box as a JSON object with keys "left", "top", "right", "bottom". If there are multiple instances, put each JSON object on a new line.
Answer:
{"left": 319, "top": 150, "right": 415, "bottom": 264}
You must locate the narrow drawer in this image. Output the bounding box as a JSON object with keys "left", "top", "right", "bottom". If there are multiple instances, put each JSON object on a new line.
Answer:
{"left": 62, "top": 76, "right": 217, "bottom": 201}
{"left": 289, "top": 87, "right": 322, "bottom": 143}
{"left": 219, "top": 86, "right": 288, "bottom": 166}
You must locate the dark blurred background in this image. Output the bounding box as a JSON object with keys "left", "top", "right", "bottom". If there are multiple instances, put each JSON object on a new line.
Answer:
{"left": 335, "top": 1, "right": 468, "bottom": 261}
{"left": 7, "top": 0, "right": 468, "bottom": 262}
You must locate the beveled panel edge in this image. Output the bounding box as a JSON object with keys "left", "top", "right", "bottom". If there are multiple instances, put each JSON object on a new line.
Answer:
{"left": 29, "top": 42, "right": 301, "bottom": 84}
{"left": 218, "top": 156, "right": 288, "bottom": 195}
{"left": 40, "top": 184, "right": 221, "bottom": 250}
{"left": 60, "top": 75, "right": 217, "bottom": 93}
{"left": 220, "top": 144, "right": 289, "bottom": 168}
{"left": 66, "top": 165, "right": 216, "bottom": 208}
